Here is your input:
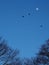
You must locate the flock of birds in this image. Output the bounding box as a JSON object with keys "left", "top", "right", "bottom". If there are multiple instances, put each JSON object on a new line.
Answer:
{"left": 22, "top": 8, "right": 39, "bottom": 18}
{"left": 18, "top": 8, "right": 43, "bottom": 28}
{"left": 22, "top": 12, "right": 31, "bottom": 18}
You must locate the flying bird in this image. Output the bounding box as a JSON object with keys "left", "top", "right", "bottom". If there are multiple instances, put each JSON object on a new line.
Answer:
{"left": 22, "top": 15, "right": 24, "bottom": 18}
{"left": 28, "top": 13, "right": 31, "bottom": 16}
{"left": 40, "top": 24, "right": 43, "bottom": 28}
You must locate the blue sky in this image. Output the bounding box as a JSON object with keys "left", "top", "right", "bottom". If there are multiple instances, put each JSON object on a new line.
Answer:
{"left": 0, "top": 0, "right": 49, "bottom": 58}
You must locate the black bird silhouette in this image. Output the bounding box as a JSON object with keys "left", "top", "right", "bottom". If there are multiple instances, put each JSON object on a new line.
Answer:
{"left": 28, "top": 13, "right": 31, "bottom": 16}
{"left": 40, "top": 24, "right": 43, "bottom": 28}
{"left": 22, "top": 15, "right": 24, "bottom": 18}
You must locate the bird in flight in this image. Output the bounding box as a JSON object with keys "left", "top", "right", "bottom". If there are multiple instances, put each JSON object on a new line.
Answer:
{"left": 28, "top": 13, "right": 31, "bottom": 16}
{"left": 22, "top": 15, "right": 25, "bottom": 18}
{"left": 40, "top": 24, "right": 43, "bottom": 28}
{"left": 21, "top": 8, "right": 39, "bottom": 18}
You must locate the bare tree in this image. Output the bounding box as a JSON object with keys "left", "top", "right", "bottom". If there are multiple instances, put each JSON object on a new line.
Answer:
{"left": 0, "top": 38, "right": 22, "bottom": 65}
{"left": 1, "top": 37, "right": 49, "bottom": 65}
{"left": 33, "top": 39, "right": 49, "bottom": 65}
{"left": 23, "top": 39, "right": 49, "bottom": 65}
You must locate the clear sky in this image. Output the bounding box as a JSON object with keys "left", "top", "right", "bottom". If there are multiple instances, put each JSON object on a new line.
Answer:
{"left": 0, "top": 0, "right": 49, "bottom": 58}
